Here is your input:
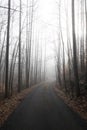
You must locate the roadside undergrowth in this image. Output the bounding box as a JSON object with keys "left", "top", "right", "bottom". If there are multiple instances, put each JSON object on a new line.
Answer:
{"left": 54, "top": 86, "right": 87, "bottom": 121}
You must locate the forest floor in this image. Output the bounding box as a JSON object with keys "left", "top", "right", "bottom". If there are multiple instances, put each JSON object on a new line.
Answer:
{"left": 0, "top": 84, "right": 40, "bottom": 127}
{"left": 54, "top": 86, "right": 87, "bottom": 121}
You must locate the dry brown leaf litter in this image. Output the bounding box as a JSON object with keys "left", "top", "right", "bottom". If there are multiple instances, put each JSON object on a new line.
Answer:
{"left": 0, "top": 86, "right": 37, "bottom": 127}
{"left": 54, "top": 86, "right": 87, "bottom": 121}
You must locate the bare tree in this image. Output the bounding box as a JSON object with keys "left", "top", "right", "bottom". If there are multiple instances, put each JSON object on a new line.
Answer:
{"left": 18, "top": 0, "right": 22, "bottom": 92}
{"left": 72, "top": 0, "right": 80, "bottom": 97}
{"left": 5, "top": 0, "right": 11, "bottom": 97}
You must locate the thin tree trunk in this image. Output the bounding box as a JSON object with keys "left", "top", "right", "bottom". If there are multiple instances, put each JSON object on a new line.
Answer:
{"left": 18, "top": 0, "right": 22, "bottom": 92}
{"left": 72, "top": 0, "right": 80, "bottom": 97}
{"left": 5, "top": 0, "right": 11, "bottom": 97}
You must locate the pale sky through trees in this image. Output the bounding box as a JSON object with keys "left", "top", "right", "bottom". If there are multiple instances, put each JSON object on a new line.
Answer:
{"left": 0, "top": 0, "right": 72, "bottom": 81}
{"left": 0, "top": 0, "right": 86, "bottom": 99}
{"left": 0, "top": 0, "right": 87, "bottom": 128}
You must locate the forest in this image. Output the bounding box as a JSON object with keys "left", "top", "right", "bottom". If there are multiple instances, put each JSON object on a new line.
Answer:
{"left": 0, "top": 0, "right": 86, "bottom": 98}
{"left": 0, "top": 0, "right": 47, "bottom": 98}
{"left": 0, "top": 0, "right": 87, "bottom": 129}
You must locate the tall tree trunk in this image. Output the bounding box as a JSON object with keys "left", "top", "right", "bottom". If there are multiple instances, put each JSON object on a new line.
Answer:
{"left": 85, "top": 0, "right": 87, "bottom": 82}
{"left": 5, "top": 0, "right": 11, "bottom": 97}
{"left": 72, "top": 0, "right": 80, "bottom": 97}
{"left": 18, "top": 0, "right": 22, "bottom": 92}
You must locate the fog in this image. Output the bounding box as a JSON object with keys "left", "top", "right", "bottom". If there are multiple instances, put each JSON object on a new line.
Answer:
{"left": 0, "top": 0, "right": 84, "bottom": 91}
{"left": 0, "top": 1, "right": 87, "bottom": 128}
{"left": 0, "top": 0, "right": 59, "bottom": 81}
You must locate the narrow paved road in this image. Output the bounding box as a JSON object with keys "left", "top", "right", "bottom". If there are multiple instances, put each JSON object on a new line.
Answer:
{"left": 1, "top": 83, "right": 87, "bottom": 130}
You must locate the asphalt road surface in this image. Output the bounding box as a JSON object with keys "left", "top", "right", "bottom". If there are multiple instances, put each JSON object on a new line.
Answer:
{"left": 1, "top": 83, "right": 87, "bottom": 130}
